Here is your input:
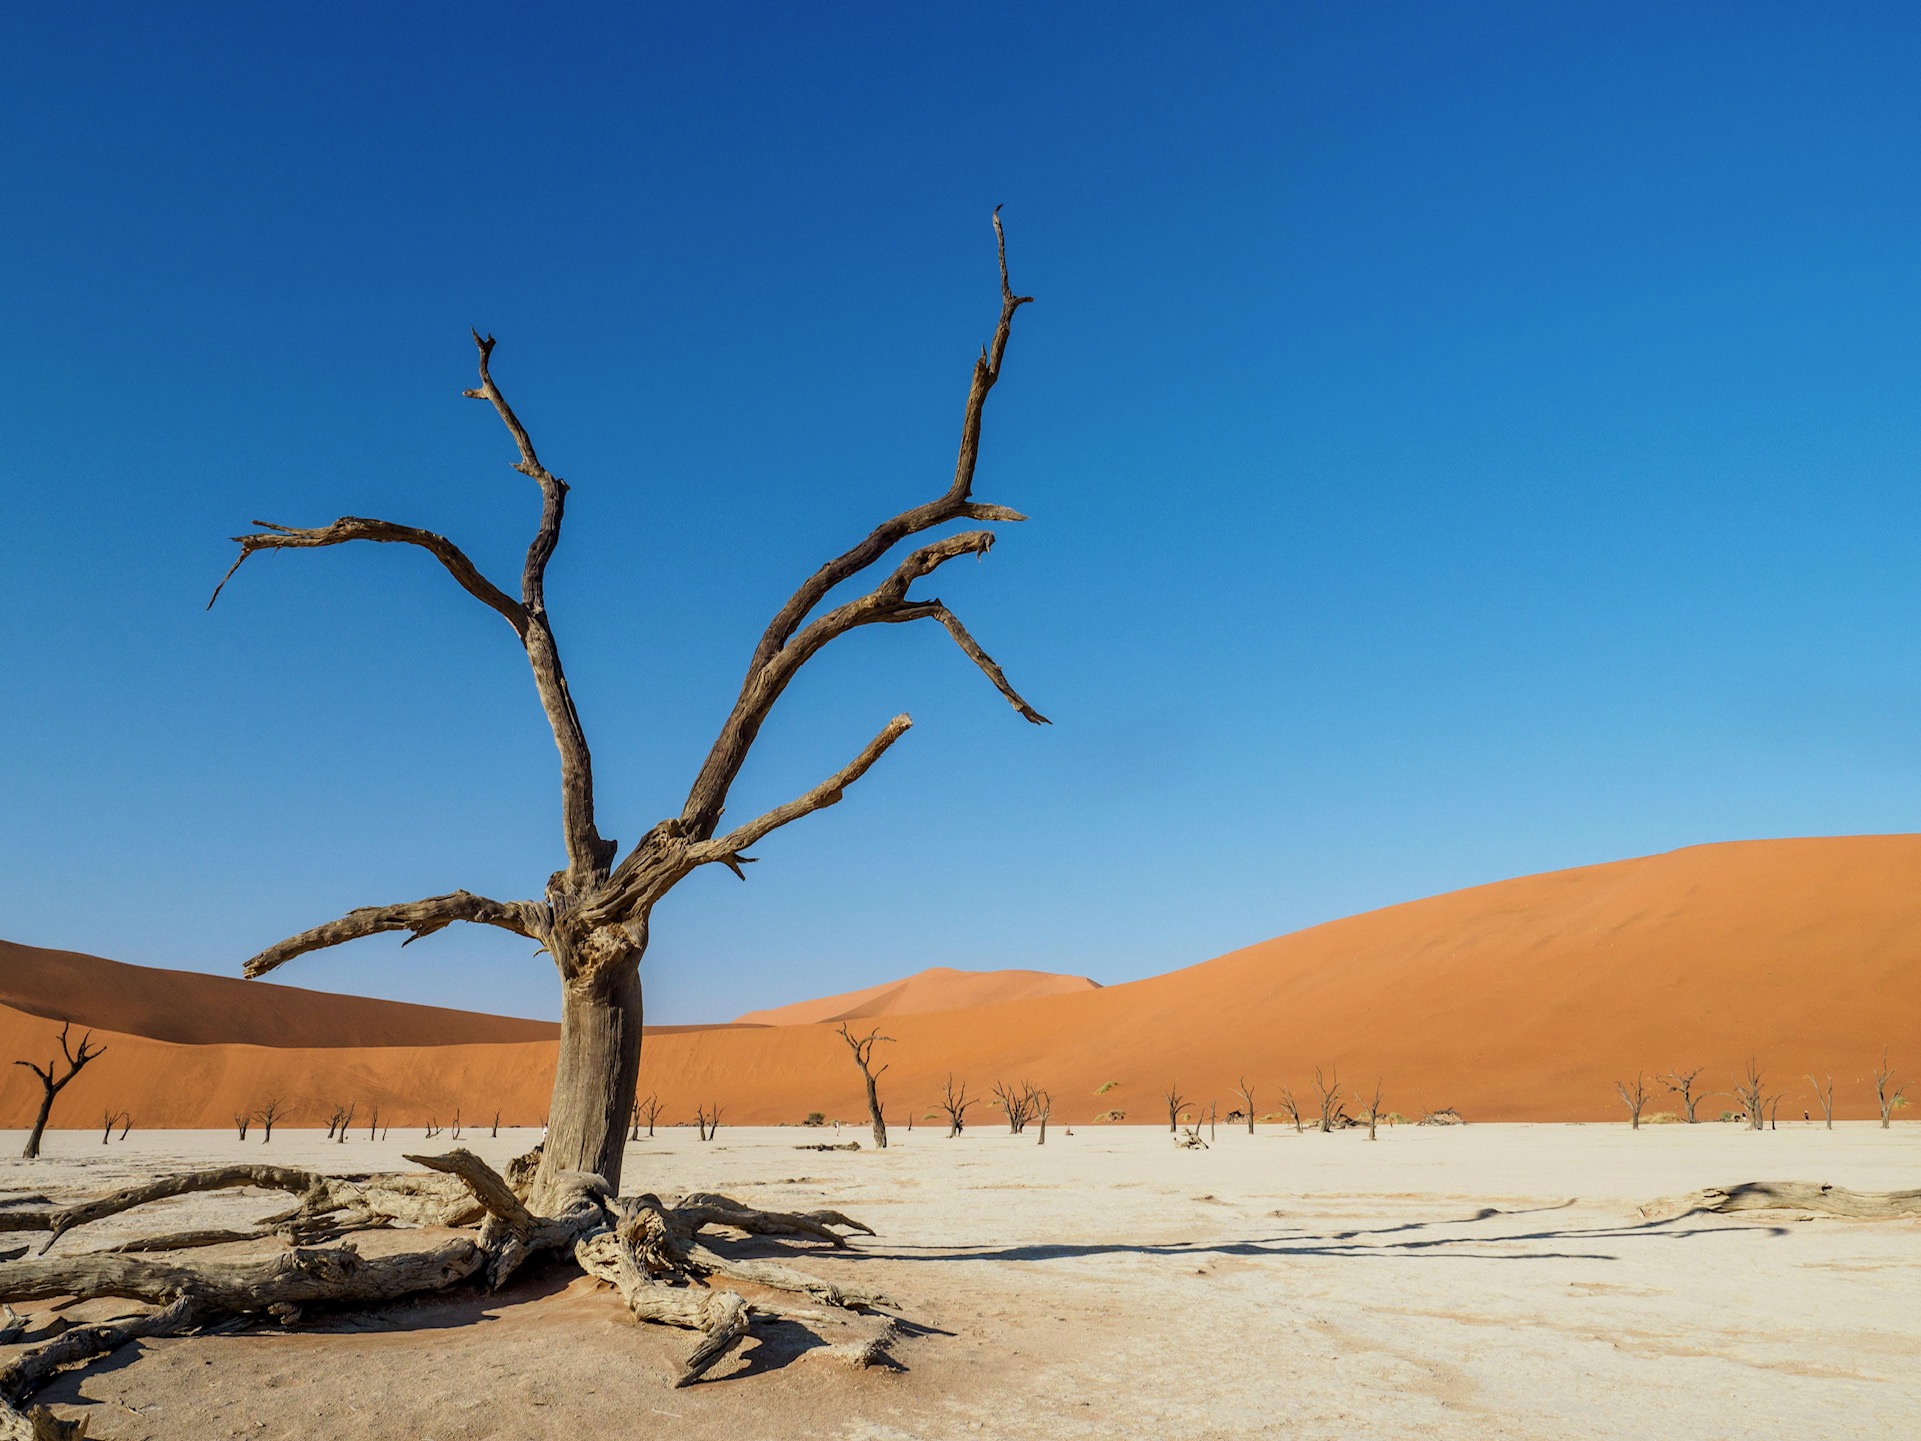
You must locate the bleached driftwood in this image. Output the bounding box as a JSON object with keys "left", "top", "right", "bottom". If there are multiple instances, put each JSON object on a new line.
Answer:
{"left": 1639, "top": 1181, "right": 1921, "bottom": 1222}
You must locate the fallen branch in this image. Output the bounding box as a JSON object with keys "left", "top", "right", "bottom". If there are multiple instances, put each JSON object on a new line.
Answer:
{"left": 1639, "top": 1181, "right": 1921, "bottom": 1221}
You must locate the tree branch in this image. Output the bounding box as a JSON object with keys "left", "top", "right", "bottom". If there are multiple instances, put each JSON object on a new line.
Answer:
{"left": 209, "top": 517, "right": 526, "bottom": 634}
{"left": 462, "top": 332, "right": 612, "bottom": 883}
{"left": 243, "top": 890, "right": 543, "bottom": 979}
{"left": 688, "top": 715, "right": 913, "bottom": 870}
{"left": 675, "top": 210, "right": 1039, "bottom": 843}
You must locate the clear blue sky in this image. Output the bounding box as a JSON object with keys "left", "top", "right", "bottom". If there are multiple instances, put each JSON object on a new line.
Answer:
{"left": 6, "top": 4, "right": 1921, "bottom": 1024}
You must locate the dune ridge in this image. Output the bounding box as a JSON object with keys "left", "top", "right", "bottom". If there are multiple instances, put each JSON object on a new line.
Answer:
{"left": 733, "top": 966, "right": 1100, "bottom": 1026}
{"left": 2, "top": 836, "right": 1918, "bottom": 1129}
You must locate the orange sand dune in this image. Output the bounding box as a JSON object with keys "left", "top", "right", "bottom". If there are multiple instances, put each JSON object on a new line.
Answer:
{"left": 3, "top": 836, "right": 1919, "bottom": 1131}
{"left": 733, "top": 966, "right": 1100, "bottom": 1026}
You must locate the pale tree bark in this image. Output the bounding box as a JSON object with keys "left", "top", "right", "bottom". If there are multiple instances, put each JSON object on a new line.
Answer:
{"left": 1733, "top": 1058, "right": 1769, "bottom": 1131}
{"left": 1163, "top": 1084, "right": 1187, "bottom": 1133}
{"left": 836, "top": 1025, "right": 893, "bottom": 1150}
{"left": 938, "top": 1075, "right": 976, "bottom": 1137}
{"left": 213, "top": 210, "right": 1046, "bottom": 1210}
{"left": 1615, "top": 1074, "right": 1649, "bottom": 1130}
{"left": 1807, "top": 1073, "right": 1834, "bottom": 1129}
{"left": 1233, "top": 1076, "right": 1256, "bottom": 1134}
{"left": 1660, "top": 1067, "right": 1709, "bottom": 1124}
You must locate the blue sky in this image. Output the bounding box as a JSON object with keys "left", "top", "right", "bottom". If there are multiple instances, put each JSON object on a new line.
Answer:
{"left": 6, "top": 4, "right": 1921, "bottom": 1023}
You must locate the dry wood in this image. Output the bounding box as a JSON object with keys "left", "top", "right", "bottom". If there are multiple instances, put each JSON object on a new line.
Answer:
{"left": 1660, "top": 1067, "right": 1709, "bottom": 1124}
{"left": 214, "top": 213, "right": 1047, "bottom": 1205}
{"left": 1363, "top": 1079, "right": 1385, "bottom": 1141}
{"left": 1872, "top": 1049, "right": 1908, "bottom": 1129}
{"left": 1615, "top": 1074, "right": 1649, "bottom": 1130}
{"left": 836, "top": 1025, "right": 893, "bottom": 1150}
{"left": 1732, "top": 1058, "right": 1769, "bottom": 1131}
{"left": 938, "top": 1075, "right": 977, "bottom": 1137}
{"left": 1807, "top": 1073, "right": 1835, "bottom": 1129}
{"left": 1163, "top": 1084, "right": 1187, "bottom": 1133}
{"left": 1313, "top": 1067, "right": 1346, "bottom": 1133}
{"left": 1277, "top": 1085, "right": 1304, "bottom": 1133}
{"left": 1233, "top": 1077, "right": 1256, "bottom": 1135}
{"left": 13, "top": 1025, "right": 103, "bottom": 1161}
{"left": 1639, "top": 1181, "right": 1921, "bottom": 1221}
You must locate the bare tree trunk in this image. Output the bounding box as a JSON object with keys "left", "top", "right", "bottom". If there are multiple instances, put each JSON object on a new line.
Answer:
{"left": 539, "top": 967, "right": 643, "bottom": 1202}
{"left": 21, "top": 1094, "right": 53, "bottom": 1162}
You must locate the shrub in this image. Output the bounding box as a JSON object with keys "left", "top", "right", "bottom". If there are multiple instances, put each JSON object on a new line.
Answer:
{"left": 1095, "top": 1080, "right": 1120, "bottom": 1094}
{"left": 802, "top": 1112, "right": 826, "bottom": 1127}
{"left": 1094, "top": 1109, "right": 1126, "bottom": 1122}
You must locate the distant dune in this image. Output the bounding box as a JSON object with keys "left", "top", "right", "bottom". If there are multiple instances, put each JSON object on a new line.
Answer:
{"left": 3, "top": 836, "right": 1919, "bottom": 1129}
{"left": 733, "top": 966, "right": 1100, "bottom": 1026}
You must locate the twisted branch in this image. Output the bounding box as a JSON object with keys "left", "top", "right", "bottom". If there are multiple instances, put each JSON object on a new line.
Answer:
{"left": 242, "top": 890, "right": 543, "bottom": 980}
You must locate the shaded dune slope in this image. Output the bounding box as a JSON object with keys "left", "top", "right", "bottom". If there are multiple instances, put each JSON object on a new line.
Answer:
{"left": 3, "top": 837, "right": 1918, "bottom": 1129}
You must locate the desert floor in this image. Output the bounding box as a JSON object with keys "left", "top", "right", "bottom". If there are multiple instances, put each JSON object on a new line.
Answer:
{"left": 0, "top": 1121, "right": 1915, "bottom": 1440}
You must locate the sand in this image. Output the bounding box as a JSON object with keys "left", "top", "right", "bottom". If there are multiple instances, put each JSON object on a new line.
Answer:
{"left": 0, "top": 1121, "right": 1916, "bottom": 1439}
{"left": 6, "top": 835, "right": 1920, "bottom": 1130}
{"left": 733, "top": 966, "right": 1100, "bottom": 1027}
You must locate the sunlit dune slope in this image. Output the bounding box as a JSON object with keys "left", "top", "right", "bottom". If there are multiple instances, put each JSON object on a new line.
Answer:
{"left": 733, "top": 966, "right": 1100, "bottom": 1026}
{"left": 3, "top": 836, "right": 1918, "bottom": 1129}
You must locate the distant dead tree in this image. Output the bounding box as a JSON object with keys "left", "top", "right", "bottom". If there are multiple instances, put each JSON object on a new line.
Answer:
{"left": 1768, "top": 1096, "right": 1781, "bottom": 1130}
{"left": 1033, "top": 1088, "right": 1053, "bottom": 1145}
{"left": 1313, "top": 1067, "right": 1344, "bottom": 1133}
{"left": 367, "top": 1105, "right": 379, "bottom": 1141}
{"left": 695, "top": 1103, "right": 722, "bottom": 1142}
{"left": 233, "top": 1111, "right": 251, "bottom": 1141}
{"left": 1206, "top": 1100, "right": 1217, "bottom": 1144}
{"left": 629, "top": 1101, "right": 642, "bottom": 1142}
{"left": 424, "top": 1119, "right": 442, "bottom": 1139}
{"left": 324, "top": 1105, "right": 346, "bottom": 1140}
{"left": 1732, "top": 1059, "right": 1769, "bottom": 1131}
{"left": 1873, "top": 1049, "right": 1909, "bottom": 1129}
{"left": 1807, "top": 1073, "right": 1835, "bottom": 1129}
{"left": 336, "top": 1103, "right": 356, "bottom": 1144}
{"left": 101, "top": 1110, "right": 128, "bottom": 1145}
{"left": 638, "top": 1094, "right": 663, "bottom": 1138}
{"left": 1660, "top": 1067, "right": 1709, "bottom": 1124}
{"left": 1616, "top": 1074, "right": 1650, "bottom": 1130}
{"left": 119, "top": 1114, "right": 130, "bottom": 1141}
{"left": 491, "top": 1109, "right": 501, "bottom": 1138}
{"left": 14, "top": 1022, "right": 104, "bottom": 1159}
{"left": 257, "top": 1098, "right": 283, "bottom": 1144}
{"left": 1163, "top": 1084, "right": 1188, "bottom": 1133}
{"left": 1363, "top": 1079, "right": 1386, "bottom": 1141}
{"left": 836, "top": 1024, "right": 893, "bottom": 1150}
{"left": 939, "top": 1075, "right": 977, "bottom": 1137}
{"left": 1234, "top": 1076, "right": 1257, "bottom": 1135}
{"left": 450, "top": 1108, "right": 463, "bottom": 1141}
{"left": 993, "top": 1080, "right": 1040, "bottom": 1135}
{"left": 1277, "top": 1085, "right": 1304, "bottom": 1133}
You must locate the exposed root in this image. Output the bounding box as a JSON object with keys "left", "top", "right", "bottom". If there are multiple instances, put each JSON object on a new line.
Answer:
{"left": 1640, "top": 1181, "right": 1921, "bottom": 1222}
{"left": 0, "top": 1152, "right": 894, "bottom": 1423}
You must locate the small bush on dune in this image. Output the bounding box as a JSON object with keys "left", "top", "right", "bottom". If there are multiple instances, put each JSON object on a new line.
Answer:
{"left": 1095, "top": 1081, "right": 1120, "bottom": 1095}
{"left": 802, "top": 1112, "right": 826, "bottom": 1127}
{"left": 1094, "top": 1109, "right": 1126, "bottom": 1122}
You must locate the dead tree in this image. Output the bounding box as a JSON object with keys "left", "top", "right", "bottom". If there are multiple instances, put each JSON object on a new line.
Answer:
{"left": 1733, "top": 1058, "right": 1769, "bottom": 1131}
{"left": 1616, "top": 1074, "right": 1650, "bottom": 1130}
{"left": 1163, "top": 1084, "right": 1187, "bottom": 1133}
{"left": 694, "top": 1104, "right": 722, "bottom": 1142}
{"left": 211, "top": 210, "right": 1045, "bottom": 1214}
{"left": 0, "top": 217, "right": 1043, "bottom": 1427}
{"left": 324, "top": 1106, "right": 345, "bottom": 1141}
{"left": 101, "top": 1110, "right": 128, "bottom": 1146}
{"left": 233, "top": 1112, "right": 250, "bottom": 1141}
{"left": 1207, "top": 1100, "right": 1217, "bottom": 1144}
{"left": 1033, "top": 1089, "right": 1053, "bottom": 1145}
{"left": 1873, "top": 1049, "right": 1909, "bottom": 1129}
{"left": 450, "top": 1109, "right": 463, "bottom": 1142}
{"left": 257, "top": 1098, "right": 283, "bottom": 1144}
{"left": 938, "top": 1075, "right": 977, "bottom": 1137}
{"left": 336, "top": 1103, "right": 356, "bottom": 1144}
{"left": 1234, "top": 1076, "right": 1256, "bottom": 1134}
{"left": 491, "top": 1109, "right": 501, "bottom": 1138}
{"left": 368, "top": 1106, "right": 379, "bottom": 1142}
{"left": 1277, "top": 1085, "right": 1304, "bottom": 1133}
{"left": 1313, "top": 1067, "right": 1344, "bottom": 1133}
{"left": 993, "top": 1080, "right": 1037, "bottom": 1135}
{"left": 836, "top": 1024, "right": 893, "bottom": 1150}
{"left": 1660, "top": 1067, "right": 1709, "bottom": 1124}
{"left": 629, "top": 1101, "right": 642, "bottom": 1142}
{"left": 14, "top": 1023, "right": 104, "bottom": 1159}
{"left": 1363, "top": 1080, "right": 1385, "bottom": 1141}
{"left": 639, "top": 1094, "right": 663, "bottom": 1138}
{"left": 1808, "top": 1073, "right": 1835, "bottom": 1129}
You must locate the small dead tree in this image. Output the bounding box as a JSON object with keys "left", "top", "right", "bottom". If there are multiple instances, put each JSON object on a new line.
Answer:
{"left": 1732, "top": 1058, "right": 1768, "bottom": 1131}
{"left": 1163, "top": 1084, "right": 1188, "bottom": 1133}
{"left": 257, "top": 1098, "right": 283, "bottom": 1144}
{"left": 639, "top": 1094, "right": 663, "bottom": 1138}
{"left": 1313, "top": 1066, "right": 1344, "bottom": 1133}
{"left": 491, "top": 1109, "right": 501, "bottom": 1138}
{"left": 938, "top": 1075, "right": 977, "bottom": 1137}
{"left": 1277, "top": 1085, "right": 1304, "bottom": 1133}
{"left": 694, "top": 1104, "right": 723, "bottom": 1142}
{"left": 836, "top": 1024, "right": 893, "bottom": 1151}
{"left": 993, "top": 1080, "right": 1037, "bottom": 1135}
{"left": 324, "top": 1105, "right": 346, "bottom": 1141}
{"left": 233, "top": 1112, "right": 251, "bottom": 1141}
{"left": 119, "top": 1113, "right": 131, "bottom": 1141}
{"left": 101, "top": 1110, "right": 128, "bottom": 1145}
{"left": 14, "top": 1023, "right": 104, "bottom": 1160}
{"left": 1033, "top": 1088, "right": 1053, "bottom": 1145}
{"left": 1808, "top": 1073, "right": 1835, "bottom": 1129}
{"left": 1616, "top": 1074, "right": 1650, "bottom": 1130}
{"left": 1363, "top": 1079, "right": 1385, "bottom": 1141}
{"left": 629, "top": 1101, "right": 642, "bottom": 1142}
{"left": 1660, "top": 1067, "right": 1709, "bottom": 1124}
{"left": 450, "top": 1109, "right": 463, "bottom": 1142}
{"left": 1234, "top": 1076, "right": 1256, "bottom": 1134}
{"left": 336, "top": 1103, "right": 356, "bottom": 1144}
{"left": 368, "top": 1105, "right": 379, "bottom": 1141}
{"left": 424, "top": 1120, "right": 442, "bottom": 1139}
{"left": 1873, "top": 1049, "right": 1909, "bottom": 1129}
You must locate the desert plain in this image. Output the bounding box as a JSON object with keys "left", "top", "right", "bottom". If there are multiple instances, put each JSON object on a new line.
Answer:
{"left": 0, "top": 1119, "right": 1915, "bottom": 1440}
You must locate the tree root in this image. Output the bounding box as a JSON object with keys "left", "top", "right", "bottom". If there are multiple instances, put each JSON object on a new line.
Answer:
{"left": 0, "top": 1150, "right": 893, "bottom": 1428}
{"left": 1639, "top": 1181, "right": 1921, "bottom": 1222}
